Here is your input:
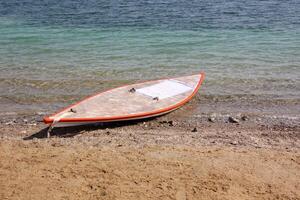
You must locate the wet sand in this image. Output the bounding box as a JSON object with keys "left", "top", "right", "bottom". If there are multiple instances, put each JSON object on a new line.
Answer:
{"left": 0, "top": 109, "right": 299, "bottom": 200}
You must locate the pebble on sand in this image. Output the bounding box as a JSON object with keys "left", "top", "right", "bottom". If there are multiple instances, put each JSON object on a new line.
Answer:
{"left": 159, "top": 120, "right": 175, "bottom": 127}
{"left": 191, "top": 127, "right": 198, "bottom": 132}
{"left": 241, "top": 115, "right": 249, "bottom": 121}
{"left": 208, "top": 117, "right": 216, "bottom": 123}
{"left": 208, "top": 113, "right": 217, "bottom": 123}
{"left": 228, "top": 116, "right": 239, "bottom": 123}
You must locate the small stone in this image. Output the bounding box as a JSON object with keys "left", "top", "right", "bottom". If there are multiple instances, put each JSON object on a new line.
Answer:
{"left": 168, "top": 121, "right": 174, "bottom": 126}
{"left": 257, "top": 118, "right": 261, "bottom": 121}
{"left": 191, "top": 127, "right": 198, "bottom": 132}
{"left": 208, "top": 113, "right": 217, "bottom": 123}
{"left": 241, "top": 115, "right": 248, "bottom": 121}
{"left": 208, "top": 117, "right": 216, "bottom": 123}
{"left": 23, "top": 119, "right": 28, "bottom": 123}
{"left": 228, "top": 116, "right": 239, "bottom": 123}
{"left": 159, "top": 120, "right": 175, "bottom": 126}
{"left": 230, "top": 141, "right": 238, "bottom": 145}
{"left": 28, "top": 123, "right": 37, "bottom": 126}
{"left": 37, "top": 112, "right": 46, "bottom": 115}
{"left": 142, "top": 122, "right": 148, "bottom": 128}
{"left": 21, "top": 130, "right": 27, "bottom": 134}
{"left": 51, "top": 143, "right": 62, "bottom": 147}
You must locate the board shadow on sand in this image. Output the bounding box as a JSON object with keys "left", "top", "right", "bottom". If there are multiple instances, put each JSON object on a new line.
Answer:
{"left": 23, "top": 117, "right": 156, "bottom": 140}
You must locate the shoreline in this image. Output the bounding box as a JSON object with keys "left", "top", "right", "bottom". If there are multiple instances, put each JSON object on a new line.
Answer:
{"left": 0, "top": 106, "right": 299, "bottom": 149}
{"left": 1, "top": 90, "right": 299, "bottom": 127}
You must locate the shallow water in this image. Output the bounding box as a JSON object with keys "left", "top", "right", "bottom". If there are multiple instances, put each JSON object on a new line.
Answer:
{"left": 0, "top": 0, "right": 299, "bottom": 118}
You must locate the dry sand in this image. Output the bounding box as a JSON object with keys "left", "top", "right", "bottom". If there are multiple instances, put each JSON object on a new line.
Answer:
{"left": 0, "top": 111, "right": 299, "bottom": 200}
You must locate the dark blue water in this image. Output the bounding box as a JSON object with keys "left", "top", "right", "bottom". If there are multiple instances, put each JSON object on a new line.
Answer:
{"left": 1, "top": 0, "right": 299, "bottom": 29}
{"left": 0, "top": 0, "right": 299, "bottom": 117}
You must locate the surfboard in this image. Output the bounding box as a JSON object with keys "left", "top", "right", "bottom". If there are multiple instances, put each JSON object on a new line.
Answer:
{"left": 43, "top": 72, "right": 205, "bottom": 127}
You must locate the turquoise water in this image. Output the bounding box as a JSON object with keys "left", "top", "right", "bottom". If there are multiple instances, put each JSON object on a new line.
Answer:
{"left": 0, "top": 0, "right": 299, "bottom": 116}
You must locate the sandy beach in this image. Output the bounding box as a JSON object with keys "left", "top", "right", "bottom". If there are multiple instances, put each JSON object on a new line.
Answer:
{"left": 0, "top": 108, "right": 299, "bottom": 200}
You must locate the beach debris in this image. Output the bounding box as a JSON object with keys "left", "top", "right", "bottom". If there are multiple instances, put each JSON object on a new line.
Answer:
{"left": 143, "top": 122, "right": 148, "bottom": 128}
{"left": 241, "top": 115, "right": 248, "bottom": 121}
{"left": 159, "top": 120, "right": 175, "bottom": 127}
{"left": 36, "top": 112, "right": 46, "bottom": 115}
{"left": 5, "top": 121, "right": 14, "bottom": 125}
{"left": 27, "top": 123, "right": 37, "bottom": 126}
{"left": 228, "top": 116, "right": 239, "bottom": 123}
{"left": 208, "top": 117, "right": 216, "bottom": 122}
{"left": 208, "top": 113, "right": 217, "bottom": 122}
{"left": 5, "top": 118, "right": 18, "bottom": 125}
{"left": 129, "top": 88, "right": 136, "bottom": 93}
{"left": 257, "top": 118, "right": 262, "bottom": 122}
{"left": 208, "top": 117, "right": 216, "bottom": 123}
{"left": 191, "top": 127, "right": 198, "bottom": 132}
{"left": 51, "top": 142, "right": 63, "bottom": 147}
{"left": 168, "top": 120, "right": 175, "bottom": 126}
{"left": 152, "top": 97, "right": 159, "bottom": 101}
{"left": 70, "top": 108, "right": 77, "bottom": 113}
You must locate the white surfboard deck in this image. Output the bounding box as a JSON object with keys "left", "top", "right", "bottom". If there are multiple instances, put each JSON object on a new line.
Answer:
{"left": 136, "top": 80, "right": 192, "bottom": 100}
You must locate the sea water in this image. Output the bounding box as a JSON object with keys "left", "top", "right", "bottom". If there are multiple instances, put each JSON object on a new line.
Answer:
{"left": 0, "top": 0, "right": 299, "bottom": 117}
